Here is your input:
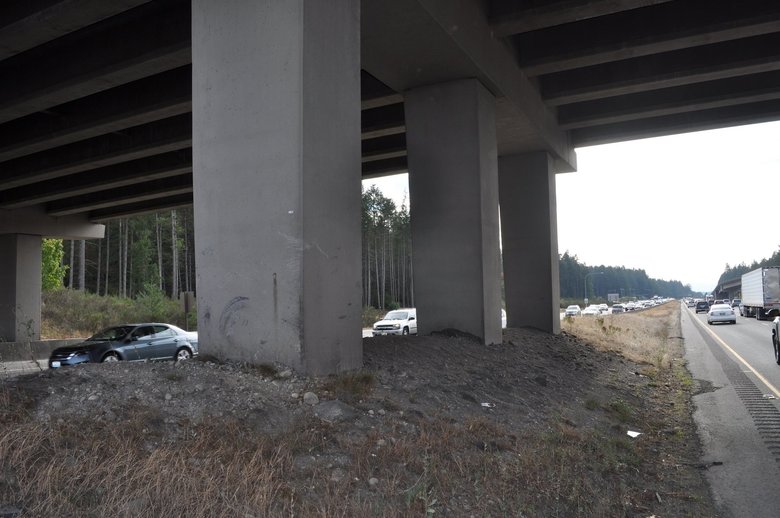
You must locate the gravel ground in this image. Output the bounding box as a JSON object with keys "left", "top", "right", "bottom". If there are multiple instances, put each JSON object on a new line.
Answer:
{"left": 2, "top": 326, "right": 721, "bottom": 516}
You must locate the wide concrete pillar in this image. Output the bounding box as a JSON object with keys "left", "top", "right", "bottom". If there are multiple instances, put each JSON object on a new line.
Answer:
{"left": 499, "top": 152, "right": 561, "bottom": 334}
{"left": 0, "top": 234, "right": 42, "bottom": 342}
{"left": 192, "top": 0, "right": 362, "bottom": 374}
{"left": 405, "top": 79, "right": 502, "bottom": 344}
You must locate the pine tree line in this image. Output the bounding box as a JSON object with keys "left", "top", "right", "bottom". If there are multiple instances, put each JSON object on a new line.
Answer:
{"left": 61, "top": 208, "right": 195, "bottom": 299}
{"left": 560, "top": 251, "right": 696, "bottom": 300}
{"left": 362, "top": 186, "right": 413, "bottom": 310}
{"left": 716, "top": 248, "right": 780, "bottom": 288}
{"left": 52, "top": 191, "right": 697, "bottom": 304}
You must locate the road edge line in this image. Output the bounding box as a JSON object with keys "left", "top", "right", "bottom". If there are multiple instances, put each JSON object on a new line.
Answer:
{"left": 686, "top": 305, "right": 780, "bottom": 399}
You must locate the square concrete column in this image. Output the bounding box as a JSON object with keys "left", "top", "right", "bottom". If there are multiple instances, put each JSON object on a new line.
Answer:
{"left": 404, "top": 79, "right": 502, "bottom": 344}
{"left": 0, "top": 234, "right": 42, "bottom": 342}
{"left": 499, "top": 152, "right": 561, "bottom": 334}
{"left": 192, "top": 0, "right": 362, "bottom": 374}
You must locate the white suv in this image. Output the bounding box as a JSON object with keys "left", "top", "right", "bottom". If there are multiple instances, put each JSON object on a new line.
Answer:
{"left": 372, "top": 308, "right": 418, "bottom": 336}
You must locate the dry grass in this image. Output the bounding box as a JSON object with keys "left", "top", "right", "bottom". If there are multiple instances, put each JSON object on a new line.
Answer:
{"left": 1, "top": 301, "right": 710, "bottom": 516}
{"left": 0, "top": 417, "right": 294, "bottom": 517}
{"left": 322, "top": 371, "right": 376, "bottom": 402}
{"left": 561, "top": 302, "right": 680, "bottom": 370}
{"left": 0, "top": 405, "right": 649, "bottom": 517}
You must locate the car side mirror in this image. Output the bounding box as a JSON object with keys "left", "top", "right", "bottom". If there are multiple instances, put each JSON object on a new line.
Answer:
{"left": 409, "top": 317, "right": 415, "bottom": 321}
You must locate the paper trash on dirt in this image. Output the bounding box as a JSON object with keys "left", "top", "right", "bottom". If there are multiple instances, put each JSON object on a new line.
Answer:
{"left": 627, "top": 430, "right": 642, "bottom": 438}
{"left": 480, "top": 402, "right": 495, "bottom": 408}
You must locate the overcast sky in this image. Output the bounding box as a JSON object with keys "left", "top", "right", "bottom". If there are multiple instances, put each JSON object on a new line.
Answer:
{"left": 363, "top": 120, "right": 780, "bottom": 293}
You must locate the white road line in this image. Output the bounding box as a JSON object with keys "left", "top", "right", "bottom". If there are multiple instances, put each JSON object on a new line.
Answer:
{"left": 688, "top": 308, "right": 780, "bottom": 398}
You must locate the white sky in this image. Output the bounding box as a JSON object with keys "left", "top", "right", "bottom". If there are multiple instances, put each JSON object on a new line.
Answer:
{"left": 363, "top": 120, "right": 780, "bottom": 293}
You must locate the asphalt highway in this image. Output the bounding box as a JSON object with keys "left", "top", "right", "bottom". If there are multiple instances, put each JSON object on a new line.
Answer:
{"left": 682, "top": 303, "right": 780, "bottom": 517}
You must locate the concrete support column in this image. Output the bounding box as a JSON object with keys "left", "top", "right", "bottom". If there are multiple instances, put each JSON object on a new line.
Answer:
{"left": 0, "top": 234, "right": 42, "bottom": 342}
{"left": 192, "top": 0, "right": 362, "bottom": 374}
{"left": 499, "top": 152, "right": 561, "bottom": 334}
{"left": 405, "top": 79, "right": 502, "bottom": 344}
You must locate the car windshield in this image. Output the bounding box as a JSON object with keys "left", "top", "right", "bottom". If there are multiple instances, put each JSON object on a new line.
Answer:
{"left": 384, "top": 311, "right": 409, "bottom": 320}
{"left": 87, "top": 326, "right": 134, "bottom": 341}
{"left": 566, "top": 306, "right": 579, "bottom": 310}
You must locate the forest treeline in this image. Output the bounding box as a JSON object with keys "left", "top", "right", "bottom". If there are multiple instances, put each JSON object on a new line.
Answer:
{"left": 559, "top": 251, "right": 695, "bottom": 300}
{"left": 55, "top": 209, "right": 195, "bottom": 299}
{"left": 716, "top": 248, "right": 780, "bottom": 288}
{"left": 50, "top": 187, "right": 695, "bottom": 306}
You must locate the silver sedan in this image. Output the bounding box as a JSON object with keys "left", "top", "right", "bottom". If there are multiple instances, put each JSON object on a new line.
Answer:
{"left": 707, "top": 304, "right": 736, "bottom": 325}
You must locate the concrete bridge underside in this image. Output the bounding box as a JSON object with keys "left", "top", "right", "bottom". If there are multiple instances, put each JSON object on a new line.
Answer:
{"left": 2, "top": 1, "right": 780, "bottom": 373}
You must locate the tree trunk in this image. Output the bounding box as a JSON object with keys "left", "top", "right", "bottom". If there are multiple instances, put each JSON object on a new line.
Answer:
{"left": 365, "top": 239, "right": 371, "bottom": 307}
{"left": 117, "top": 220, "right": 122, "bottom": 296}
{"left": 68, "top": 240, "right": 74, "bottom": 288}
{"left": 156, "top": 213, "right": 164, "bottom": 291}
{"left": 96, "top": 238, "right": 102, "bottom": 295}
{"left": 171, "top": 210, "right": 179, "bottom": 298}
{"left": 78, "top": 240, "right": 86, "bottom": 290}
{"left": 105, "top": 223, "right": 110, "bottom": 296}
{"left": 374, "top": 236, "right": 381, "bottom": 309}
{"left": 401, "top": 240, "right": 406, "bottom": 307}
{"left": 183, "top": 211, "right": 191, "bottom": 293}
{"left": 121, "top": 218, "right": 129, "bottom": 297}
{"left": 128, "top": 230, "right": 134, "bottom": 297}
{"left": 409, "top": 250, "right": 414, "bottom": 308}
{"left": 380, "top": 231, "right": 386, "bottom": 308}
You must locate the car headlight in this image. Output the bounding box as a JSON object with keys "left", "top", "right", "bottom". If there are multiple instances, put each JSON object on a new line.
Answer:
{"left": 393, "top": 324, "right": 400, "bottom": 329}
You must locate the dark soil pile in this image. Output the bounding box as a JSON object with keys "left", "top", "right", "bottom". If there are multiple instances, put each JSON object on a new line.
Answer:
{"left": 1, "top": 327, "right": 720, "bottom": 517}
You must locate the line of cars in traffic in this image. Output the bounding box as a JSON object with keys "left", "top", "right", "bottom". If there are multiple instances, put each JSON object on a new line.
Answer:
{"left": 565, "top": 299, "right": 669, "bottom": 317}
{"left": 687, "top": 298, "right": 738, "bottom": 325}
{"left": 686, "top": 297, "right": 780, "bottom": 365}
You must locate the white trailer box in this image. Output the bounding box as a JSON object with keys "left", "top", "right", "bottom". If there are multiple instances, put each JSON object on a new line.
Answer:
{"left": 740, "top": 267, "right": 780, "bottom": 319}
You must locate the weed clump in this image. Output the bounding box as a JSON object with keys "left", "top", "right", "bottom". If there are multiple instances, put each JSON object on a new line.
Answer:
{"left": 323, "top": 371, "right": 376, "bottom": 402}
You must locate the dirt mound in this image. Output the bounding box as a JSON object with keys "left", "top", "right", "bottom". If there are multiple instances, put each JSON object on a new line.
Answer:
{"left": 1, "top": 327, "right": 718, "bottom": 516}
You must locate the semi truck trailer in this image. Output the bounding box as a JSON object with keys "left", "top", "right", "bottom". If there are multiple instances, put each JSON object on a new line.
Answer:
{"left": 740, "top": 267, "right": 780, "bottom": 320}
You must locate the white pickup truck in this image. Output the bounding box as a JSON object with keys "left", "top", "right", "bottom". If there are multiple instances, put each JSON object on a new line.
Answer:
{"left": 372, "top": 309, "right": 418, "bottom": 336}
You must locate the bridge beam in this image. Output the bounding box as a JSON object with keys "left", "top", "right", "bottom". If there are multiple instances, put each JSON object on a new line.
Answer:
{"left": 499, "top": 152, "right": 561, "bottom": 335}
{"left": 405, "top": 79, "right": 503, "bottom": 344}
{"left": 0, "top": 207, "right": 104, "bottom": 239}
{"left": 192, "top": 0, "right": 362, "bottom": 375}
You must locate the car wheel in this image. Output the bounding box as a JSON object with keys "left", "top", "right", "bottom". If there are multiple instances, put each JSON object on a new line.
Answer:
{"left": 101, "top": 352, "right": 119, "bottom": 363}
{"left": 175, "top": 348, "right": 193, "bottom": 361}
{"left": 402, "top": 327, "right": 409, "bottom": 336}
